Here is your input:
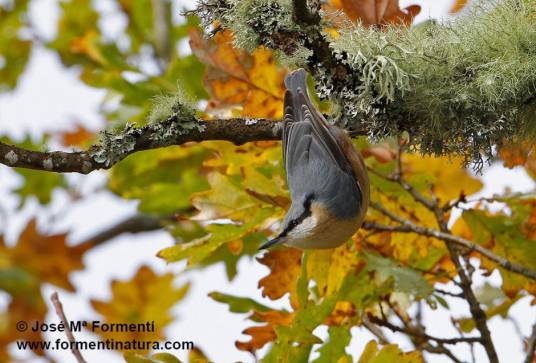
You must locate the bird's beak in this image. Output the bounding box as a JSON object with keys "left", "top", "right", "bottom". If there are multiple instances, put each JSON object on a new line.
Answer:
{"left": 259, "top": 235, "right": 284, "bottom": 250}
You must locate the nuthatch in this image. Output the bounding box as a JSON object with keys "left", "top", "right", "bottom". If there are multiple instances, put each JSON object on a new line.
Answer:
{"left": 260, "top": 69, "right": 370, "bottom": 250}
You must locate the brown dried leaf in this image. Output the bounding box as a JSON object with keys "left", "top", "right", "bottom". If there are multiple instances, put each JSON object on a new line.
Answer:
{"left": 328, "top": 0, "right": 420, "bottom": 27}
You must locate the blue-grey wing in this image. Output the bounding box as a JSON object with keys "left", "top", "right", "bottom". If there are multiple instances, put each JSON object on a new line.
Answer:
{"left": 284, "top": 121, "right": 360, "bottom": 219}
{"left": 282, "top": 69, "right": 360, "bottom": 218}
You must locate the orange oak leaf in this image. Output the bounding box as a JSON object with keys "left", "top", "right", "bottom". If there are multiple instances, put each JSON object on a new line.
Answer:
{"left": 257, "top": 248, "right": 302, "bottom": 308}
{"left": 328, "top": 0, "right": 420, "bottom": 27}
{"left": 236, "top": 310, "right": 293, "bottom": 353}
{"left": 58, "top": 124, "right": 95, "bottom": 147}
{"left": 0, "top": 297, "right": 48, "bottom": 360}
{"left": 450, "top": 0, "right": 469, "bottom": 14}
{"left": 324, "top": 301, "right": 357, "bottom": 325}
{"left": 236, "top": 325, "right": 276, "bottom": 352}
{"left": 90, "top": 265, "right": 189, "bottom": 350}
{"left": 361, "top": 145, "right": 396, "bottom": 163}
{"left": 189, "top": 28, "right": 287, "bottom": 119}
{"left": 498, "top": 142, "right": 536, "bottom": 180}
{"left": 0, "top": 219, "right": 89, "bottom": 291}
{"left": 70, "top": 30, "right": 107, "bottom": 65}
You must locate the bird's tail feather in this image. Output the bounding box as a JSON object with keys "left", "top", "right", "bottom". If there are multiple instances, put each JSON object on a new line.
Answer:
{"left": 284, "top": 68, "right": 308, "bottom": 97}
{"left": 284, "top": 68, "right": 310, "bottom": 123}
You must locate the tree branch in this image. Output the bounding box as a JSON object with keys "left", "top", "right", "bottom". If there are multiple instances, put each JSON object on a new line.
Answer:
{"left": 363, "top": 213, "right": 536, "bottom": 281}
{"left": 368, "top": 315, "right": 480, "bottom": 345}
{"left": 291, "top": 0, "right": 321, "bottom": 25}
{"left": 0, "top": 117, "right": 283, "bottom": 174}
{"left": 362, "top": 315, "right": 390, "bottom": 345}
{"left": 81, "top": 214, "right": 173, "bottom": 247}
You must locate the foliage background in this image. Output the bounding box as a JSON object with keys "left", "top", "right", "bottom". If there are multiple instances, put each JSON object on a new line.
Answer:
{"left": 0, "top": 0, "right": 535, "bottom": 362}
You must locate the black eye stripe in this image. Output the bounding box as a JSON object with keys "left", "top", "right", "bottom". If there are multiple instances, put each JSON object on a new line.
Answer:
{"left": 279, "top": 193, "right": 315, "bottom": 237}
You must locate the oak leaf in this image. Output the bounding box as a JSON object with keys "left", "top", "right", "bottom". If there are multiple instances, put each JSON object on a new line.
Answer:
{"left": 0, "top": 219, "right": 89, "bottom": 291}
{"left": 450, "top": 0, "right": 469, "bottom": 14}
{"left": 90, "top": 265, "right": 189, "bottom": 351}
{"left": 235, "top": 325, "right": 277, "bottom": 352}
{"left": 0, "top": 297, "right": 47, "bottom": 360}
{"left": 357, "top": 340, "right": 424, "bottom": 363}
{"left": 328, "top": 0, "right": 421, "bottom": 27}
{"left": 189, "top": 29, "right": 286, "bottom": 118}
{"left": 499, "top": 142, "right": 536, "bottom": 181}
{"left": 57, "top": 124, "right": 95, "bottom": 147}
{"left": 257, "top": 248, "right": 303, "bottom": 308}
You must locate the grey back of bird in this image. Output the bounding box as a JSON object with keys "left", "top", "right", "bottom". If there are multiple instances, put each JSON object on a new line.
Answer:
{"left": 282, "top": 69, "right": 365, "bottom": 224}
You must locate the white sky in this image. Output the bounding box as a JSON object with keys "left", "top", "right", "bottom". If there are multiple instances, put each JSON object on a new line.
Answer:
{"left": 0, "top": 0, "right": 535, "bottom": 362}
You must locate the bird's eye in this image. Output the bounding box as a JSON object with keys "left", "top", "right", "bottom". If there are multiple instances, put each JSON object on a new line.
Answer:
{"left": 290, "top": 220, "right": 298, "bottom": 228}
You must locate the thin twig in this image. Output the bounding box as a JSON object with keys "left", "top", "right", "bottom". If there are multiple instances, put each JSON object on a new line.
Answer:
{"left": 368, "top": 315, "right": 480, "bottom": 345}
{"left": 435, "top": 288, "right": 464, "bottom": 299}
{"left": 363, "top": 215, "right": 536, "bottom": 281}
{"left": 81, "top": 214, "right": 174, "bottom": 247}
{"left": 362, "top": 315, "right": 390, "bottom": 345}
{"left": 50, "top": 292, "right": 87, "bottom": 363}
{"left": 421, "top": 342, "right": 465, "bottom": 363}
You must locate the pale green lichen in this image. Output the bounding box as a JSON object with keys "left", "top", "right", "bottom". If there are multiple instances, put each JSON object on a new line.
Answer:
{"left": 193, "top": 0, "right": 304, "bottom": 52}
{"left": 323, "top": 0, "right": 536, "bottom": 166}
{"left": 190, "top": 0, "right": 536, "bottom": 167}
{"left": 89, "top": 123, "right": 141, "bottom": 167}
{"left": 148, "top": 90, "right": 205, "bottom": 143}
{"left": 148, "top": 89, "right": 195, "bottom": 124}
{"left": 273, "top": 45, "right": 313, "bottom": 68}
{"left": 90, "top": 91, "right": 205, "bottom": 167}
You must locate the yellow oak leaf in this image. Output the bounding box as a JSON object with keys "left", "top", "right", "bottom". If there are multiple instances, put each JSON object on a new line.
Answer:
{"left": 403, "top": 154, "right": 483, "bottom": 205}
{"left": 188, "top": 347, "right": 211, "bottom": 362}
{"left": 90, "top": 265, "right": 189, "bottom": 351}
{"left": 357, "top": 340, "right": 424, "bottom": 363}
{"left": 202, "top": 140, "right": 282, "bottom": 176}
{"left": 190, "top": 171, "right": 261, "bottom": 221}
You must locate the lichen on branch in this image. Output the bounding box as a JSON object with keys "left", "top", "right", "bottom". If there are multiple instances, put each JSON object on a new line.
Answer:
{"left": 329, "top": 0, "right": 536, "bottom": 165}
{"left": 89, "top": 94, "right": 204, "bottom": 168}
{"left": 191, "top": 0, "right": 536, "bottom": 167}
